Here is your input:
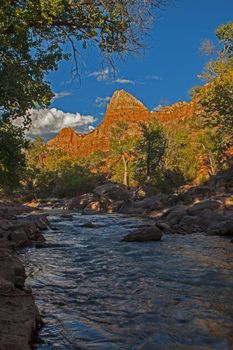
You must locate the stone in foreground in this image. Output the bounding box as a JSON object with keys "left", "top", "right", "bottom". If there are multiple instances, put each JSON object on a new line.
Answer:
{"left": 122, "top": 226, "right": 163, "bottom": 242}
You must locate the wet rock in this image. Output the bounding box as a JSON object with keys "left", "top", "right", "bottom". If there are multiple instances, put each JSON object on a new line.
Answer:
{"left": 156, "top": 222, "right": 171, "bottom": 232}
{"left": 35, "top": 233, "right": 46, "bottom": 242}
{"left": 122, "top": 226, "right": 163, "bottom": 242}
{"left": 60, "top": 214, "right": 73, "bottom": 220}
{"left": 80, "top": 222, "right": 102, "bottom": 228}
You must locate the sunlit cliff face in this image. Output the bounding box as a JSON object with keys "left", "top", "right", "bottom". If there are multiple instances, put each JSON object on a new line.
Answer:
{"left": 47, "top": 89, "right": 194, "bottom": 158}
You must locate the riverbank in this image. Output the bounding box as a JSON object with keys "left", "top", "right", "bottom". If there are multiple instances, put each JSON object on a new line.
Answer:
{"left": 27, "top": 179, "right": 233, "bottom": 242}
{"left": 0, "top": 201, "right": 49, "bottom": 350}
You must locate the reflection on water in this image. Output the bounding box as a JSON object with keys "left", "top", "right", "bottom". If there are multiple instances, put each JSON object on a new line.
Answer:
{"left": 21, "top": 214, "right": 233, "bottom": 350}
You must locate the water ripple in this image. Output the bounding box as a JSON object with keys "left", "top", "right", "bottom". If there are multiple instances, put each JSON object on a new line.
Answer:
{"left": 20, "top": 214, "right": 233, "bottom": 350}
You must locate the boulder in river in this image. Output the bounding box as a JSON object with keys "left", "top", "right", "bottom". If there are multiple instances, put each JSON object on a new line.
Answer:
{"left": 122, "top": 226, "right": 163, "bottom": 242}
{"left": 80, "top": 222, "right": 102, "bottom": 228}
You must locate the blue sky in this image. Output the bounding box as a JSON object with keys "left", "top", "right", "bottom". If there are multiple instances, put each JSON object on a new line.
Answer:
{"left": 29, "top": 0, "right": 233, "bottom": 137}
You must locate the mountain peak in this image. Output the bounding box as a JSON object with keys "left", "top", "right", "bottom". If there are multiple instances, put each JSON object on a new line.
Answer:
{"left": 107, "top": 90, "right": 148, "bottom": 112}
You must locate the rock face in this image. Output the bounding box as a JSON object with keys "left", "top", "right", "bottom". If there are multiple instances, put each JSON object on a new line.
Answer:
{"left": 47, "top": 90, "right": 195, "bottom": 158}
{"left": 47, "top": 90, "right": 151, "bottom": 157}
{"left": 0, "top": 202, "right": 48, "bottom": 349}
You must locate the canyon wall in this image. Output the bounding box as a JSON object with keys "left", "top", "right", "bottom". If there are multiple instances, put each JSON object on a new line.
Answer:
{"left": 47, "top": 90, "right": 195, "bottom": 157}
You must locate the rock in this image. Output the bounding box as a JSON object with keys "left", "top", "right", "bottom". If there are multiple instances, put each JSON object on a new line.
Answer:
{"left": 65, "top": 197, "right": 81, "bottom": 210}
{"left": 0, "top": 201, "right": 44, "bottom": 350}
{"left": 164, "top": 205, "right": 188, "bottom": 225}
{"left": 187, "top": 199, "right": 224, "bottom": 216}
{"left": 179, "top": 215, "right": 199, "bottom": 227}
{"left": 188, "top": 186, "right": 212, "bottom": 198}
{"left": 156, "top": 222, "right": 171, "bottom": 232}
{"left": 35, "top": 233, "right": 46, "bottom": 242}
{"left": 60, "top": 214, "right": 73, "bottom": 220}
{"left": 79, "top": 193, "right": 97, "bottom": 209}
{"left": 47, "top": 90, "right": 151, "bottom": 158}
{"left": 80, "top": 222, "right": 102, "bottom": 228}
{"left": 82, "top": 200, "right": 105, "bottom": 214}
{"left": 8, "top": 229, "right": 28, "bottom": 246}
{"left": 207, "top": 221, "right": 233, "bottom": 236}
{"left": 122, "top": 226, "right": 163, "bottom": 242}
{"left": 119, "top": 195, "right": 164, "bottom": 215}
{"left": 94, "top": 182, "right": 131, "bottom": 201}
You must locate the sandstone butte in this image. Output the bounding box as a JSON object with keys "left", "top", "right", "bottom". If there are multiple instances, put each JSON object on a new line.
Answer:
{"left": 47, "top": 89, "right": 195, "bottom": 158}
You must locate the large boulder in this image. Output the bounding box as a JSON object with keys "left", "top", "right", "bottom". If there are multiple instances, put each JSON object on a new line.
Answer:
{"left": 163, "top": 204, "right": 188, "bottom": 225}
{"left": 94, "top": 182, "right": 131, "bottom": 201}
{"left": 122, "top": 226, "right": 163, "bottom": 242}
{"left": 207, "top": 221, "right": 233, "bottom": 236}
{"left": 119, "top": 195, "right": 165, "bottom": 215}
{"left": 187, "top": 199, "right": 224, "bottom": 216}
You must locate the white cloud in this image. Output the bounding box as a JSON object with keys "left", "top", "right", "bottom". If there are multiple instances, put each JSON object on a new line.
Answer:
{"left": 52, "top": 91, "right": 71, "bottom": 101}
{"left": 113, "top": 79, "right": 135, "bottom": 85}
{"left": 88, "top": 68, "right": 112, "bottom": 81}
{"left": 146, "top": 75, "right": 161, "bottom": 81}
{"left": 95, "top": 96, "right": 111, "bottom": 107}
{"left": 25, "top": 108, "right": 95, "bottom": 135}
{"left": 151, "top": 104, "right": 164, "bottom": 112}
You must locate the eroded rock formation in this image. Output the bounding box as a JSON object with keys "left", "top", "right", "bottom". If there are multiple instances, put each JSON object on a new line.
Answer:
{"left": 48, "top": 90, "right": 195, "bottom": 157}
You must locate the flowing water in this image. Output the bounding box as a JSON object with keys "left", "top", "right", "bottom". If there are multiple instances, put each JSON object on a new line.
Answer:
{"left": 21, "top": 213, "right": 233, "bottom": 350}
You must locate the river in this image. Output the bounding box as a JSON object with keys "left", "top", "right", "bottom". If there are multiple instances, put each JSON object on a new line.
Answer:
{"left": 20, "top": 213, "right": 233, "bottom": 350}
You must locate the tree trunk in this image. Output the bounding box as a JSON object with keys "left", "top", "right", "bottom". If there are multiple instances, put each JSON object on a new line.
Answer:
{"left": 122, "top": 154, "right": 129, "bottom": 187}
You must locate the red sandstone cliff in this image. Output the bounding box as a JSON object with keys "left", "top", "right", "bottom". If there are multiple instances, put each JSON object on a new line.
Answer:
{"left": 47, "top": 90, "right": 195, "bottom": 157}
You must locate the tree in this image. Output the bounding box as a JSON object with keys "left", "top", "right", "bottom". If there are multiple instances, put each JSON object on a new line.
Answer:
{"left": 196, "top": 23, "right": 233, "bottom": 142}
{"left": 135, "top": 118, "right": 167, "bottom": 184}
{"left": 164, "top": 126, "right": 199, "bottom": 183}
{"left": 110, "top": 121, "right": 138, "bottom": 186}
{"left": 0, "top": 0, "right": 169, "bottom": 192}
{"left": 0, "top": 122, "right": 28, "bottom": 192}
{"left": 0, "top": 0, "right": 168, "bottom": 126}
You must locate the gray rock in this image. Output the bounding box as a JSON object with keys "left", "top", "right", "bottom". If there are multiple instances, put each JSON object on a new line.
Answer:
{"left": 187, "top": 199, "right": 223, "bottom": 216}
{"left": 207, "top": 221, "right": 233, "bottom": 236}
{"left": 80, "top": 222, "right": 102, "bottom": 228}
{"left": 122, "top": 226, "right": 163, "bottom": 242}
{"left": 164, "top": 205, "right": 188, "bottom": 225}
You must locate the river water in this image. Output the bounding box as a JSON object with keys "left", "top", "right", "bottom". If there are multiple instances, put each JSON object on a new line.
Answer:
{"left": 21, "top": 213, "right": 233, "bottom": 350}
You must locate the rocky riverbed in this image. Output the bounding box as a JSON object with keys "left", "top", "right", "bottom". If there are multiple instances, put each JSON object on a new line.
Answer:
{"left": 0, "top": 201, "right": 49, "bottom": 350}
{"left": 1, "top": 176, "right": 233, "bottom": 349}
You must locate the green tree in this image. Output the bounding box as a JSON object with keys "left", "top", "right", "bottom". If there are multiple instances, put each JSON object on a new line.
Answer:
{"left": 165, "top": 127, "right": 199, "bottom": 183}
{"left": 195, "top": 22, "right": 233, "bottom": 149}
{"left": 0, "top": 0, "right": 168, "bottom": 125}
{"left": 110, "top": 121, "right": 138, "bottom": 187}
{"left": 135, "top": 118, "right": 167, "bottom": 184}
{"left": 0, "top": 0, "right": 168, "bottom": 192}
{"left": 0, "top": 122, "right": 28, "bottom": 192}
